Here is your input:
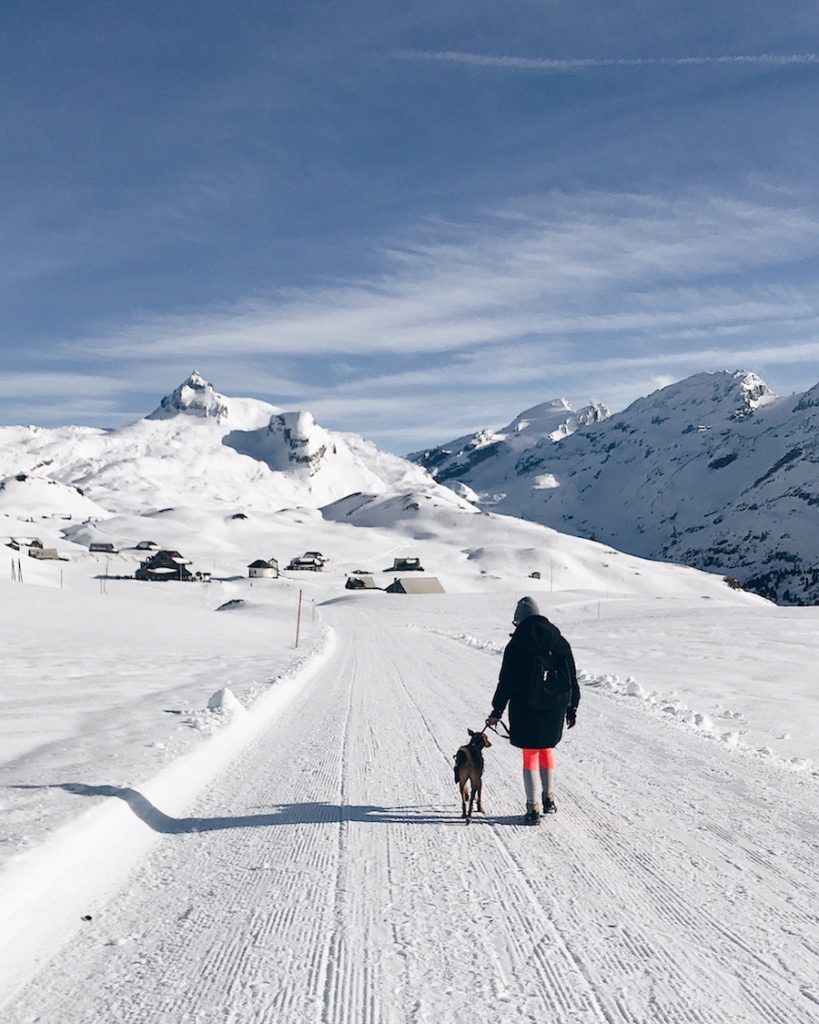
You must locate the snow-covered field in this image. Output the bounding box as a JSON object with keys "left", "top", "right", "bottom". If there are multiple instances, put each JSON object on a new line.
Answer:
{"left": 1, "top": 377, "right": 817, "bottom": 1022}
{"left": 2, "top": 498, "right": 818, "bottom": 1023}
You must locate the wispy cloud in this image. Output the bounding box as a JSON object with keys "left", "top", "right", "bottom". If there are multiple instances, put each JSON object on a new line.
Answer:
{"left": 14, "top": 188, "right": 819, "bottom": 445}
{"left": 69, "top": 192, "right": 819, "bottom": 364}
{"left": 399, "top": 50, "right": 819, "bottom": 72}
{"left": 0, "top": 372, "right": 132, "bottom": 400}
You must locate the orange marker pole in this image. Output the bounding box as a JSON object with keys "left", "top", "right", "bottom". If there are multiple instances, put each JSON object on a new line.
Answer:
{"left": 295, "top": 589, "right": 303, "bottom": 648}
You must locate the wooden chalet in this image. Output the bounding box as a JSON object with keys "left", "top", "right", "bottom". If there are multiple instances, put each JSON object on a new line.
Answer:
{"left": 286, "top": 555, "right": 324, "bottom": 571}
{"left": 135, "top": 549, "right": 197, "bottom": 582}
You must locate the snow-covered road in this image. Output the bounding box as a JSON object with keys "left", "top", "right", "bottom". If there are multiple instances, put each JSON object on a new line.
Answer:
{"left": 4, "top": 605, "right": 819, "bottom": 1024}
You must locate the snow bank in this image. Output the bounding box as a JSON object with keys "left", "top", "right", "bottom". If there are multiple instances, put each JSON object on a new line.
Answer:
{"left": 0, "top": 628, "right": 337, "bottom": 1007}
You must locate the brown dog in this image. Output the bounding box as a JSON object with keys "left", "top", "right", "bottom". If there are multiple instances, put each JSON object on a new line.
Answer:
{"left": 453, "top": 729, "right": 492, "bottom": 823}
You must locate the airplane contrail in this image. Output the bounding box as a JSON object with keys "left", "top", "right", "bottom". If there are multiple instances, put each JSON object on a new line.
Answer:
{"left": 400, "top": 50, "right": 819, "bottom": 71}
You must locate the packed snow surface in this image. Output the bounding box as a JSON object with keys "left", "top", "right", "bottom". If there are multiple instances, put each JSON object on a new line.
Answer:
{"left": 1, "top": 507, "right": 818, "bottom": 1023}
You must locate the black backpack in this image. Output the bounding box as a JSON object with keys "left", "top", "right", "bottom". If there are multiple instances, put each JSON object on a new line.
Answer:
{"left": 527, "top": 643, "right": 571, "bottom": 710}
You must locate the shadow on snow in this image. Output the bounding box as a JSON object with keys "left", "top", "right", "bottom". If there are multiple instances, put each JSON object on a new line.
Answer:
{"left": 9, "top": 783, "right": 528, "bottom": 833}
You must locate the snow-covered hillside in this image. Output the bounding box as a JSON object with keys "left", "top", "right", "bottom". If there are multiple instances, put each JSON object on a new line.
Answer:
{"left": 0, "top": 371, "right": 447, "bottom": 516}
{"left": 5, "top": 368, "right": 818, "bottom": 603}
{"left": 412, "top": 371, "right": 819, "bottom": 605}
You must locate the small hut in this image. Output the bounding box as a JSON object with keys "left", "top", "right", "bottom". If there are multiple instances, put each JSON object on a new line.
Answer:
{"left": 248, "top": 558, "right": 279, "bottom": 579}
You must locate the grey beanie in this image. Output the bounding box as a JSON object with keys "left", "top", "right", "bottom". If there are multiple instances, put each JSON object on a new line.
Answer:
{"left": 514, "top": 596, "right": 540, "bottom": 623}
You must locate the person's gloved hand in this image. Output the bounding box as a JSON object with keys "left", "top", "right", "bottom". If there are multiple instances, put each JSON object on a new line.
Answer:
{"left": 565, "top": 707, "right": 577, "bottom": 729}
{"left": 486, "top": 714, "right": 499, "bottom": 727}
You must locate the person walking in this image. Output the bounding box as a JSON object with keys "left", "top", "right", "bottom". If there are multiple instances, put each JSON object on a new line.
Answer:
{"left": 486, "top": 596, "right": 579, "bottom": 825}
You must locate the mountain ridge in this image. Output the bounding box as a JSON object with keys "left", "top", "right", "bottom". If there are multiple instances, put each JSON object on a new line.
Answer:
{"left": 4, "top": 369, "right": 818, "bottom": 603}
{"left": 409, "top": 370, "right": 819, "bottom": 604}
{"left": 0, "top": 372, "right": 458, "bottom": 518}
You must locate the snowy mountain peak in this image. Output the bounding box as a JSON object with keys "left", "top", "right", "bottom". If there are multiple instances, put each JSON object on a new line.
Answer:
{"left": 643, "top": 370, "right": 776, "bottom": 423}
{"left": 410, "top": 396, "right": 610, "bottom": 484}
{"left": 147, "top": 371, "right": 230, "bottom": 421}
{"left": 500, "top": 397, "right": 608, "bottom": 441}
{"left": 576, "top": 400, "right": 610, "bottom": 427}
{"left": 266, "top": 411, "right": 333, "bottom": 474}
{"left": 735, "top": 370, "right": 775, "bottom": 412}
{"left": 508, "top": 397, "right": 572, "bottom": 428}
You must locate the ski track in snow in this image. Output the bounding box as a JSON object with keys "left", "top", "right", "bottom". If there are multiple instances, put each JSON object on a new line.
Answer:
{"left": 3, "top": 611, "right": 819, "bottom": 1023}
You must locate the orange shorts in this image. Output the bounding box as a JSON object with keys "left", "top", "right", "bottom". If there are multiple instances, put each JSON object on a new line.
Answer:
{"left": 522, "top": 748, "right": 554, "bottom": 771}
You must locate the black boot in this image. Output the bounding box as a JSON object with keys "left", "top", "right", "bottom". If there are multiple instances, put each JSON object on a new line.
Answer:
{"left": 522, "top": 802, "right": 540, "bottom": 825}
{"left": 542, "top": 794, "right": 557, "bottom": 814}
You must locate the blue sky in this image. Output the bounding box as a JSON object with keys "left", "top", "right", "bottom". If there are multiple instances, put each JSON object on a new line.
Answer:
{"left": 4, "top": 0, "right": 819, "bottom": 450}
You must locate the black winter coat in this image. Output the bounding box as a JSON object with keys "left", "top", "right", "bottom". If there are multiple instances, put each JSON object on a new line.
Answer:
{"left": 491, "top": 615, "right": 580, "bottom": 749}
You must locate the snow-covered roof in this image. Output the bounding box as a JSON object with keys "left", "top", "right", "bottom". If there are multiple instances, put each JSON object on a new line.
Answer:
{"left": 387, "top": 577, "right": 445, "bottom": 594}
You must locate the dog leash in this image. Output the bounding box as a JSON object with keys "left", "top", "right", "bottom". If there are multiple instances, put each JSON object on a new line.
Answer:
{"left": 484, "top": 718, "right": 511, "bottom": 741}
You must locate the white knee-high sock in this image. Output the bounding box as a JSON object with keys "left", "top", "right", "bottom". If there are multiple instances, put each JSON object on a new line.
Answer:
{"left": 540, "top": 766, "right": 554, "bottom": 800}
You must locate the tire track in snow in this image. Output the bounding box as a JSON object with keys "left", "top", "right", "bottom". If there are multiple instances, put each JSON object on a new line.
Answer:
{"left": 384, "top": 629, "right": 628, "bottom": 1022}
{"left": 317, "top": 635, "right": 377, "bottom": 1024}
{"left": 550, "top": 787, "right": 789, "bottom": 1023}
{"left": 425, "top": 620, "right": 819, "bottom": 1022}
{"left": 507, "top": 709, "right": 819, "bottom": 1023}
{"left": 381, "top": 625, "right": 714, "bottom": 1023}
{"left": 366, "top": 624, "right": 609, "bottom": 1023}
{"left": 5, "top": 607, "right": 819, "bottom": 1024}
{"left": 379, "top": 621, "right": 819, "bottom": 1024}
{"left": 167, "top": 663, "right": 352, "bottom": 1024}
